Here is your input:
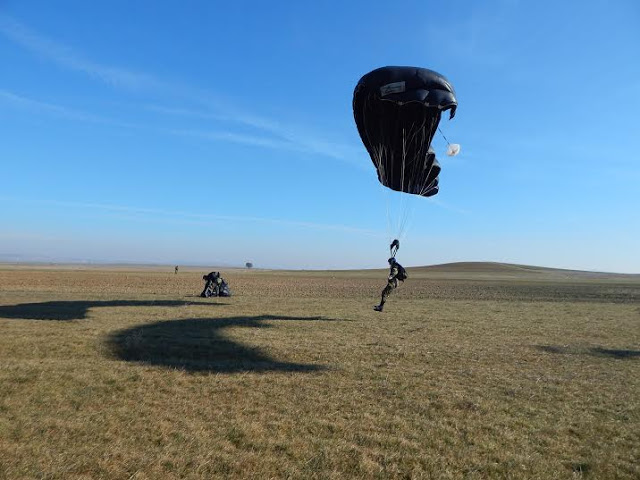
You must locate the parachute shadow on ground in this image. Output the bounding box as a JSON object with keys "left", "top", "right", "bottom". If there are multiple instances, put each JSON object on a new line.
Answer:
{"left": 536, "top": 345, "right": 640, "bottom": 359}
{"left": 105, "top": 315, "right": 337, "bottom": 373}
{"left": 0, "top": 299, "right": 223, "bottom": 321}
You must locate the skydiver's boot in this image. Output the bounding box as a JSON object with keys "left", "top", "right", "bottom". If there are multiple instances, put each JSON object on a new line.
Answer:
{"left": 373, "top": 299, "right": 385, "bottom": 312}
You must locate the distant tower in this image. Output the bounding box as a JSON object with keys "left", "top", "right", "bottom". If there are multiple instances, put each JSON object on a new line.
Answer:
{"left": 175, "top": 265, "right": 179, "bottom": 274}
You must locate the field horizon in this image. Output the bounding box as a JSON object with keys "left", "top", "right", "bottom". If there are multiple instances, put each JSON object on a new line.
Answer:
{"left": 2, "top": 260, "right": 638, "bottom": 278}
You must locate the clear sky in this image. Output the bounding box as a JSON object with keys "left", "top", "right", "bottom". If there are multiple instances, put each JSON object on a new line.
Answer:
{"left": 1, "top": 0, "right": 639, "bottom": 272}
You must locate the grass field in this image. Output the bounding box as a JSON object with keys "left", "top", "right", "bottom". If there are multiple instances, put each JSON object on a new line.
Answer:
{"left": 1, "top": 263, "right": 639, "bottom": 479}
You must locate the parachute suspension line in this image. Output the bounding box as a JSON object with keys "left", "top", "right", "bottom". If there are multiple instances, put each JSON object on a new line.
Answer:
{"left": 438, "top": 126, "right": 451, "bottom": 146}
{"left": 397, "top": 122, "right": 413, "bottom": 239}
{"left": 418, "top": 117, "right": 433, "bottom": 197}
{"left": 376, "top": 116, "right": 391, "bottom": 242}
{"left": 401, "top": 122, "right": 425, "bottom": 236}
{"left": 400, "top": 116, "right": 433, "bottom": 236}
{"left": 372, "top": 106, "right": 393, "bottom": 243}
{"left": 398, "top": 119, "right": 420, "bottom": 240}
{"left": 424, "top": 117, "right": 439, "bottom": 196}
{"left": 361, "top": 96, "right": 393, "bottom": 243}
{"left": 402, "top": 119, "right": 422, "bottom": 238}
{"left": 374, "top": 143, "right": 392, "bottom": 243}
{"left": 398, "top": 125, "right": 407, "bottom": 238}
{"left": 386, "top": 107, "right": 401, "bottom": 243}
{"left": 382, "top": 146, "right": 392, "bottom": 243}
{"left": 360, "top": 97, "right": 440, "bottom": 245}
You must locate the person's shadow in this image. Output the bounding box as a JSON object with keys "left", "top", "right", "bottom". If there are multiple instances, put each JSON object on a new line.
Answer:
{"left": 0, "top": 299, "right": 222, "bottom": 321}
{"left": 105, "top": 315, "right": 335, "bottom": 373}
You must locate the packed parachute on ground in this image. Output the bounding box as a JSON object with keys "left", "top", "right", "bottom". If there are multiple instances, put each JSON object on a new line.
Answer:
{"left": 200, "top": 271, "right": 231, "bottom": 298}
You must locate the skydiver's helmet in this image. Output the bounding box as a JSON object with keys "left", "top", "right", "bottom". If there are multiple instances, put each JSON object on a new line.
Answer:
{"left": 388, "top": 257, "right": 396, "bottom": 265}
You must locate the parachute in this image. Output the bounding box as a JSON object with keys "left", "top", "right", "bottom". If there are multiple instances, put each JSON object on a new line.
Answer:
{"left": 353, "top": 66, "right": 458, "bottom": 198}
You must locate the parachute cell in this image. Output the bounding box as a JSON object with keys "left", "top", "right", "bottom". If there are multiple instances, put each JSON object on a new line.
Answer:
{"left": 353, "top": 66, "right": 457, "bottom": 197}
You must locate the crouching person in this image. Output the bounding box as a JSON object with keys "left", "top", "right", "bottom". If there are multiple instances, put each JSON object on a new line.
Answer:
{"left": 200, "top": 271, "right": 222, "bottom": 298}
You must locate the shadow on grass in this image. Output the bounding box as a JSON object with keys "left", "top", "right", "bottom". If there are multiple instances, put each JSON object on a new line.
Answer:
{"left": 0, "top": 299, "right": 225, "bottom": 321}
{"left": 105, "top": 315, "right": 335, "bottom": 373}
{"left": 537, "top": 345, "right": 640, "bottom": 359}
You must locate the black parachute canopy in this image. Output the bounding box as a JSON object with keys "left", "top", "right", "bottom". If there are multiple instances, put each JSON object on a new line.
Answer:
{"left": 353, "top": 66, "right": 457, "bottom": 197}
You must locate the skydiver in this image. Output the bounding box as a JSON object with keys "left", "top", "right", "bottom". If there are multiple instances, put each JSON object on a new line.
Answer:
{"left": 374, "top": 257, "right": 406, "bottom": 312}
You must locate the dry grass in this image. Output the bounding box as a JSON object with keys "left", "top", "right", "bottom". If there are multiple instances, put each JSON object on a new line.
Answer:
{"left": 0, "top": 265, "right": 638, "bottom": 479}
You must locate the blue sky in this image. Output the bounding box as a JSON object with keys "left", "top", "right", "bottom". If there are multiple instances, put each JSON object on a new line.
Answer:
{"left": 1, "top": 0, "right": 639, "bottom": 272}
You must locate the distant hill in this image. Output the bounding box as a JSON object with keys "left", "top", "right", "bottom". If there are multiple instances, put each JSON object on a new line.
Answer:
{"left": 407, "top": 262, "right": 639, "bottom": 280}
